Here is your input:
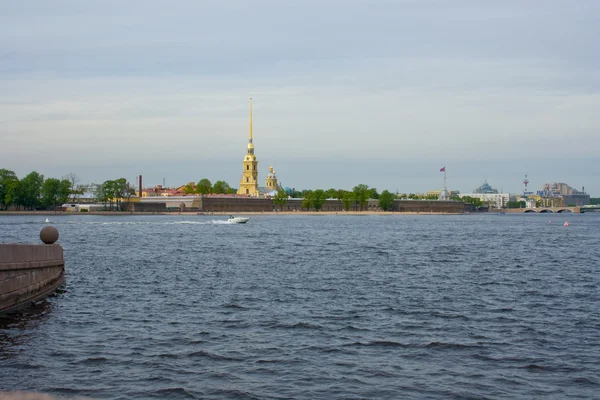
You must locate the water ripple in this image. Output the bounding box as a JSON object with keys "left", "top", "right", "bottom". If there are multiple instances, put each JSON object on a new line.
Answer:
{"left": 1, "top": 213, "right": 599, "bottom": 399}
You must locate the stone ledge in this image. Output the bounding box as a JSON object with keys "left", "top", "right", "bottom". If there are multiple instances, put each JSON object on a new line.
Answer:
{"left": 0, "top": 260, "right": 65, "bottom": 271}
{"left": 0, "top": 244, "right": 63, "bottom": 263}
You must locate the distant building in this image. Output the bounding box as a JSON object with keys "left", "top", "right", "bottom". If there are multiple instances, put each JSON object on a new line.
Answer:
{"left": 538, "top": 182, "right": 590, "bottom": 206}
{"left": 70, "top": 183, "right": 100, "bottom": 203}
{"left": 426, "top": 189, "right": 459, "bottom": 198}
{"left": 544, "top": 182, "right": 583, "bottom": 195}
{"left": 466, "top": 181, "right": 509, "bottom": 208}
{"left": 561, "top": 194, "right": 591, "bottom": 207}
{"left": 238, "top": 97, "right": 259, "bottom": 196}
{"left": 265, "top": 165, "right": 280, "bottom": 192}
{"left": 142, "top": 185, "right": 185, "bottom": 197}
{"left": 235, "top": 98, "right": 283, "bottom": 197}
{"left": 525, "top": 198, "right": 536, "bottom": 209}
{"left": 465, "top": 193, "right": 510, "bottom": 209}
{"left": 473, "top": 180, "right": 499, "bottom": 194}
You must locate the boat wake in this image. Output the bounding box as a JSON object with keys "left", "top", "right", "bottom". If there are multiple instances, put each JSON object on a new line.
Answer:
{"left": 176, "top": 220, "right": 231, "bottom": 225}
{"left": 65, "top": 220, "right": 238, "bottom": 226}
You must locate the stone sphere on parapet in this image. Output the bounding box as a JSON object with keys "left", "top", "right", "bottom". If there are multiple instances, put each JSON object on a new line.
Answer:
{"left": 40, "top": 226, "right": 59, "bottom": 244}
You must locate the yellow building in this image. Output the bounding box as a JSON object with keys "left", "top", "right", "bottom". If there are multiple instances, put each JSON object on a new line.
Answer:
{"left": 265, "top": 165, "right": 279, "bottom": 191}
{"left": 237, "top": 97, "right": 259, "bottom": 196}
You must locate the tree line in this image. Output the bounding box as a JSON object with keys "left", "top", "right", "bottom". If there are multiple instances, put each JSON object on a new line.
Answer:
{"left": 269, "top": 184, "right": 397, "bottom": 211}
{"left": 183, "top": 178, "right": 237, "bottom": 195}
{"left": 0, "top": 169, "right": 138, "bottom": 211}
{"left": 0, "top": 169, "right": 74, "bottom": 211}
{"left": 1, "top": 168, "right": 492, "bottom": 212}
{"left": 96, "top": 178, "right": 136, "bottom": 211}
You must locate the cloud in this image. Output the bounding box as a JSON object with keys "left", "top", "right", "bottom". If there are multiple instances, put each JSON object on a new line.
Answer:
{"left": 0, "top": 0, "right": 599, "bottom": 194}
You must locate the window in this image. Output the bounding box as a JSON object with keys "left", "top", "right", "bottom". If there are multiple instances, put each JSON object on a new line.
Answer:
{"left": 246, "top": 165, "right": 249, "bottom": 170}
{"left": 246, "top": 177, "right": 249, "bottom": 182}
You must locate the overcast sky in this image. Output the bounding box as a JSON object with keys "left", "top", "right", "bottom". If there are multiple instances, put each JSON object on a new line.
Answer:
{"left": 1, "top": 0, "right": 599, "bottom": 195}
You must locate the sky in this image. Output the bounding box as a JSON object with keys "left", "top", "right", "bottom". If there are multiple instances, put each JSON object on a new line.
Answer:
{"left": 1, "top": 0, "right": 599, "bottom": 195}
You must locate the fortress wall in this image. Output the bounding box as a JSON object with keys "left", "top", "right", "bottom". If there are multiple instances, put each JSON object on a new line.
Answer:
{"left": 131, "top": 197, "right": 466, "bottom": 213}
{"left": 391, "top": 200, "right": 465, "bottom": 213}
{"left": 200, "top": 197, "right": 273, "bottom": 212}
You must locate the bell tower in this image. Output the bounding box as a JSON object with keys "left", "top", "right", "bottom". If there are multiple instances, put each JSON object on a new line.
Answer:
{"left": 237, "top": 97, "right": 259, "bottom": 195}
{"left": 265, "top": 165, "right": 279, "bottom": 191}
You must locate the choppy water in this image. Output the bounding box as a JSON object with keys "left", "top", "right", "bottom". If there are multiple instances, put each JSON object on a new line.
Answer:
{"left": 1, "top": 213, "right": 599, "bottom": 399}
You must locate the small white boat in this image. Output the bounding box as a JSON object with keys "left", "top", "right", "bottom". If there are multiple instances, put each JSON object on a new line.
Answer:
{"left": 228, "top": 215, "right": 250, "bottom": 224}
{"left": 45, "top": 218, "right": 50, "bottom": 223}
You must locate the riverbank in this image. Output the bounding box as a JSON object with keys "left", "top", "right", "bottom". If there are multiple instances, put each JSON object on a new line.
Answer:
{"left": 0, "top": 210, "right": 468, "bottom": 216}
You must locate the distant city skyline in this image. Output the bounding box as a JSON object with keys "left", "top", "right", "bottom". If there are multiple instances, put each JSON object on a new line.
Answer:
{"left": 1, "top": 1, "right": 599, "bottom": 196}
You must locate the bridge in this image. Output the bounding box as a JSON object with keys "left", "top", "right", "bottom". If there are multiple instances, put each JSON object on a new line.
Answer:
{"left": 505, "top": 207, "right": 581, "bottom": 214}
{"left": 579, "top": 205, "right": 600, "bottom": 213}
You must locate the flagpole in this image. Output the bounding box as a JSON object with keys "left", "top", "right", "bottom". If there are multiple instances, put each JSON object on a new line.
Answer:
{"left": 444, "top": 168, "right": 447, "bottom": 190}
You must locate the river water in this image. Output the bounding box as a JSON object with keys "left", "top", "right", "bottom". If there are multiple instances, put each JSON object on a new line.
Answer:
{"left": 0, "top": 213, "right": 599, "bottom": 399}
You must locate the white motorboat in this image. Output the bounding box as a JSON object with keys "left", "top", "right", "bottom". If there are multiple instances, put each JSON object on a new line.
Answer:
{"left": 228, "top": 215, "right": 250, "bottom": 224}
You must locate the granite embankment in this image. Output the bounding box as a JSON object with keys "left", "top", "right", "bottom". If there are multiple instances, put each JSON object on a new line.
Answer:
{"left": 0, "top": 227, "right": 65, "bottom": 313}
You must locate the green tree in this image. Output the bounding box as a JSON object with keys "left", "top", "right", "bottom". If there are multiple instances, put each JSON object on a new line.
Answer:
{"left": 368, "top": 187, "right": 379, "bottom": 199}
{"left": 342, "top": 191, "right": 355, "bottom": 211}
{"left": 273, "top": 189, "right": 288, "bottom": 211}
{"left": 324, "top": 188, "right": 338, "bottom": 199}
{"left": 183, "top": 183, "right": 196, "bottom": 194}
{"left": 20, "top": 171, "right": 44, "bottom": 210}
{"left": 352, "top": 184, "right": 370, "bottom": 211}
{"left": 461, "top": 196, "right": 483, "bottom": 207}
{"left": 117, "top": 180, "right": 137, "bottom": 211}
{"left": 114, "top": 178, "right": 128, "bottom": 208}
{"left": 212, "top": 180, "right": 232, "bottom": 194}
{"left": 506, "top": 200, "right": 525, "bottom": 209}
{"left": 41, "top": 178, "right": 71, "bottom": 210}
{"left": 4, "top": 179, "right": 21, "bottom": 210}
{"left": 41, "top": 178, "right": 60, "bottom": 208}
{"left": 311, "top": 189, "right": 327, "bottom": 211}
{"left": 99, "top": 179, "right": 119, "bottom": 210}
{"left": 56, "top": 178, "right": 72, "bottom": 206}
{"left": 378, "top": 190, "right": 395, "bottom": 211}
{"left": 302, "top": 190, "right": 313, "bottom": 210}
{"left": 0, "top": 169, "right": 18, "bottom": 210}
{"left": 288, "top": 188, "right": 302, "bottom": 198}
{"left": 96, "top": 183, "right": 109, "bottom": 210}
{"left": 196, "top": 178, "right": 212, "bottom": 194}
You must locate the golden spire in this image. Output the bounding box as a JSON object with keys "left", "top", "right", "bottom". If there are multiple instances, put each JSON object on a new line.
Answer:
{"left": 247, "top": 96, "right": 254, "bottom": 154}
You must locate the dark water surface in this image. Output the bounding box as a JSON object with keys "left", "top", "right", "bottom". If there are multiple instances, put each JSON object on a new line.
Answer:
{"left": 1, "top": 213, "right": 599, "bottom": 399}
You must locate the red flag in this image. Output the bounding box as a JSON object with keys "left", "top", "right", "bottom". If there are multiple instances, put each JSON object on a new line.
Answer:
{"left": 440, "top": 167, "right": 446, "bottom": 172}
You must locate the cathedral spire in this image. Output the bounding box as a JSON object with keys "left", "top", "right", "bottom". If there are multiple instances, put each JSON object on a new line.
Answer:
{"left": 247, "top": 96, "right": 254, "bottom": 154}
{"left": 238, "top": 97, "right": 259, "bottom": 196}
